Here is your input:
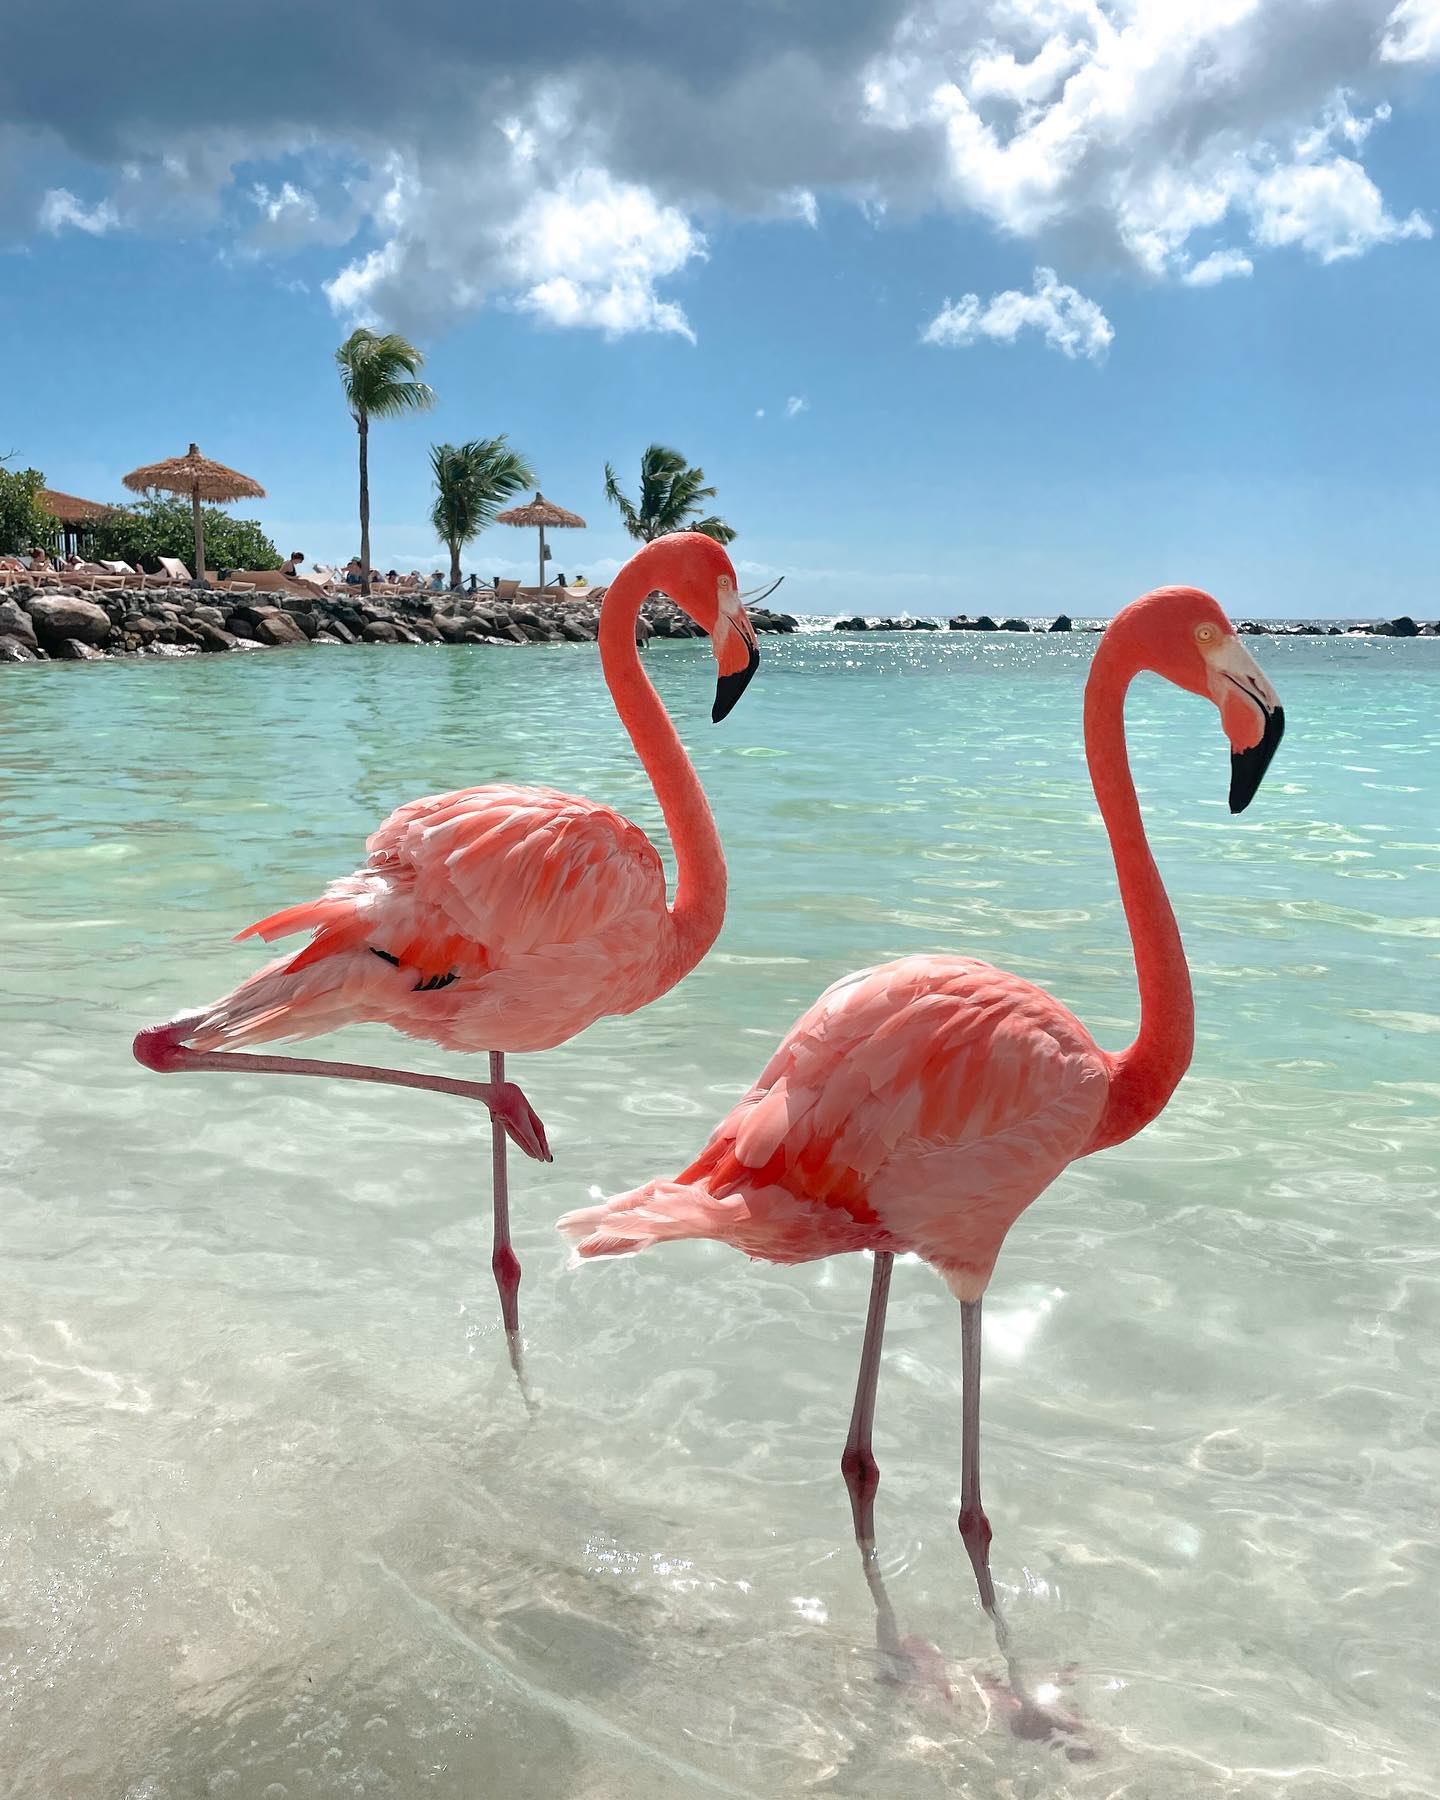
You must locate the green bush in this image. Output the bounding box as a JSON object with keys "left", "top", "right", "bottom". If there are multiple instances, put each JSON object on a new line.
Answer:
{"left": 0, "top": 463, "right": 59, "bottom": 556}
{"left": 87, "top": 497, "right": 282, "bottom": 572}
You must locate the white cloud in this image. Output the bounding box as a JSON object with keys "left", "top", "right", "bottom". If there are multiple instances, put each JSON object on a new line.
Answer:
{"left": 784, "top": 394, "right": 809, "bottom": 417}
{"left": 507, "top": 170, "right": 703, "bottom": 340}
{"left": 37, "top": 188, "right": 117, "bottom": 235}
{"left": 755, "top": 407, "right": 766, "bottom": 418}
{"left": 1183, "top": 248, "right": 1255, "bottom": 286}
{"left": 5, "top": 0, "right": 1437, "bottom": 336}
{"left": 923, "top": 266, "right": 1113, "bottom": 360}
{"left": 1249, "top": 155, "right": 1431, "bottom": 260}
{"left": 1379, "top": 0, "right": 1440, "bottom": 61}
{"left": 323, "top": 142, "right": 703, "bottom": 340}
{"left": 865, "top": 0, "right": 1432, "bottom": 283}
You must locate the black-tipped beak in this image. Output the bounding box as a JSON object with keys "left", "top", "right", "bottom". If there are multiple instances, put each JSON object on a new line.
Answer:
{"left": 712, "top": 639, "right": 760, "bottom": 723}
{"left": 1229, "top": 705, "right": 1285, "bottom": 813}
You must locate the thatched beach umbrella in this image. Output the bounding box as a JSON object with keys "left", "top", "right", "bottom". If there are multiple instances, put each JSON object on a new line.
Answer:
{"left": 121, "top": 443, "right": 266, "bottom": 584}
{"left": 495, "top": 492, "right": 585, "bottom": 590}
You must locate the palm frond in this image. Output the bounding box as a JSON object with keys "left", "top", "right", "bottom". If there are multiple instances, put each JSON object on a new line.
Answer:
{"left": 607, "top": 443, "right": 733, "bottom": 544}
{"left": 335, "top": 328, "right": 436, "bottom": 420}
{"left": 603, "top": 461, "right": 645, "bottom": 541}
{"left": 432, "top": 436, "right": 537, "bottom": 552}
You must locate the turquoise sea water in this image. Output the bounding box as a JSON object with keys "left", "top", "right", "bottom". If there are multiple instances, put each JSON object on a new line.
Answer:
{"left": 3, "top": 630, "right": 1438, "bottom": 1799}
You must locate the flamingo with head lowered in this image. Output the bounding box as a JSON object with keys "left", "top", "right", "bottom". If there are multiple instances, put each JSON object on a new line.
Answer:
{"left": 135, "top": 532, "right": 764, "bottom": 1340}
{"left": 561, "top": 587, "right": 1285, "bottom": 1631}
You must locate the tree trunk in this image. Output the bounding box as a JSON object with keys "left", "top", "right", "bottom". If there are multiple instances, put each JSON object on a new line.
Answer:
{"left": 449, "top": 539, "right": 462, "bottom": 590}
{"left": 190, "top": 485, "right": 206, "bottom": 586}
{"left": 358, "top": 414, "right": 371, "bottom": 599}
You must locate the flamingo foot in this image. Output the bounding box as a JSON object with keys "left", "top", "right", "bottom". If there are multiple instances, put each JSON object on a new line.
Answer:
{"left": 487, "top": 1082, "right": 551, "bottom": 1164}
{"left": 975, "top": 1667, "right": 1096, "bottom": 1763}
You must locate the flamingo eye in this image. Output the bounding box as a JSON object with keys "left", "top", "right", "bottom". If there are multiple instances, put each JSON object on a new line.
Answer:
{"left": 1195, "top": 623, "right": 1218, "bottom": 646}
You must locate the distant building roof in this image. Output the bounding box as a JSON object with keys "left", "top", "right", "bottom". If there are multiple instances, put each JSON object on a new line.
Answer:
{"left": 41, "top": 487, "right": 114, "bottom": 524}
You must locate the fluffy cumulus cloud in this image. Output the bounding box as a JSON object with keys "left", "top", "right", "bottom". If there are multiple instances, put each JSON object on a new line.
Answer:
{"left": 924, "top": 267, "right": 1113, "bottom": 359}
{"left": 0, "top": 0, "right": 1435, "bottom": 344}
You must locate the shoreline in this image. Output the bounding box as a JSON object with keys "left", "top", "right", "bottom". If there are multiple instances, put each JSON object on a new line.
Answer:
{"left": 2, "top": 581, "right": 1434, "bottom": 665}
{"left": 0, "top": 582, "right": 798, "bottom": 664}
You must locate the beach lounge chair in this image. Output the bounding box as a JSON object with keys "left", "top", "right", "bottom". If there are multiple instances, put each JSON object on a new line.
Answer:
{"left": 156, "top": 557, "right": 193, "bottom": 584}
{"left": 495, "top": 578, "right": 521, "bottom": 600}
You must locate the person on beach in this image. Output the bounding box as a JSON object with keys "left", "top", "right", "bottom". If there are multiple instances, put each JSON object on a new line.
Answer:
{"left": 428, "top": 570, "right": 445, "bottom": 592}
{"left": 344, "top": 559, "right": 363, "bottom": 586}
{"left": 283, "top": 551, "right": 305, "bottom": 577}
{"left": 28, "top": 547, "right": 54, "bottom": 573}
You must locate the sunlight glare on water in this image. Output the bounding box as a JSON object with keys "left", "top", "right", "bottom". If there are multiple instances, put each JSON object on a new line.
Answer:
{"left": 3, "top": 630, "right": 1439, "bottom": 1797}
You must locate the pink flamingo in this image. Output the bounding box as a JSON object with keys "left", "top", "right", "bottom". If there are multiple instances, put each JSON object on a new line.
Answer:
{"left": 134, "top": 532, "right": 763, "bottom": 1338}
{"left": 560, "top": 587, "right": 1284, "bottom": 1617}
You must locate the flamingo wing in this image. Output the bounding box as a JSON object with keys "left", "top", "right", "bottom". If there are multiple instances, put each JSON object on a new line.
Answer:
{"left": 240, "top": 783, "right": 668, "bottom": 981}
{"left": 562, "top": 955, "right": 1110, "bottom": 1286}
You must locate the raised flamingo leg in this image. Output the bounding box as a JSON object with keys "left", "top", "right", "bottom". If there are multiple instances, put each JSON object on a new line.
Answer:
{"left": 841, "top": 1250, "right": 893, "bottom": 1546}
{"left": 132, "top": 1017, "right": 552, "bottom": 1164}
{"left": 489, "top": 1050, "right": 522, "bottom": 1335}
{"left": 958, "top": 1297, "right": 998, "bottom": 1618}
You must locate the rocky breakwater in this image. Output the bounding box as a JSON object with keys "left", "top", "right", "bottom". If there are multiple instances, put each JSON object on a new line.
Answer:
{"left": 834, "top": 612, "right": 1080, "bottom": 632}
{"left": 0, "top": 584, "right": 799, "bottom": 665}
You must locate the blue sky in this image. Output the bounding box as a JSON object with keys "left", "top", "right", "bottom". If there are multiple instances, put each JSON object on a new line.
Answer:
{"left": 2, "top": 0, "right": 1437, "bottom": 617}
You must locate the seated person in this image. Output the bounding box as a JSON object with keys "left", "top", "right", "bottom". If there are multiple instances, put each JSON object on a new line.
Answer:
{"left": 385, "top": 568, "right": 399, "bottom": 584}
{"left": 282, "top": 550, "right": 305, "bottom": 576}
{"left": 28, "top": 546, "right": 55, "bottom": 573}
{"left": 428, "top": 570, "right": 445, "bottom": 592}
{"left": 344, "top": 558, "right": 364, "bottom": 586}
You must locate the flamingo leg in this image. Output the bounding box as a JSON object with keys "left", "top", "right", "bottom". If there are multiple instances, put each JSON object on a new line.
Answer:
{"left": 958, "top": 1297, "right": 998, "bottom": 1617}
{"left": 133, "top": 1019, "right": 552, "bottom": 1163}
{"left": 840, "top": 1250, "right": 893, "bottom": 1546}
{"left": 489, "top": 1051, "right": 522, "bottom": 1336}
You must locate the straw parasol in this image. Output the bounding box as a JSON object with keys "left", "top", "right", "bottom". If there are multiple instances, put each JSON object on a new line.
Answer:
{"left": 121, "top": 443, "right": 266, "bottom": 584}
{"left": 495, "top": 492, "right": 585, "bottom": 590}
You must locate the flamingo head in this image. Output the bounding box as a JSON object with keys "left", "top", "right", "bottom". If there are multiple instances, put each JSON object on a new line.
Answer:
{"left": 1124, "top": 586, "right": 1285, "bottom": 813}
{"left": 643, "top": 532, "right": 766, "bottom": 722}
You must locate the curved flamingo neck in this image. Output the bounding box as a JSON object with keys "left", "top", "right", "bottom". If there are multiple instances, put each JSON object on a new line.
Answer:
{"left": 1083, "top": 628, "right": 1194, "bottom": 1152}
{"left": 597, "top": 552, "right": 726, "bottom": 977}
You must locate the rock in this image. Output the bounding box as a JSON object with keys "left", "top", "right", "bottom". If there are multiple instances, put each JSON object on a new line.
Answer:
{"left": 279, "top": 605, "right": 319, "bottom": 638}
{"left": 322, "top": 616, "right": 358, "bottom": 645}
{"left": 362, "top": 619, "right": 400, "bottom": 643}
{"left": 0, "top": 599, "right": 39, "bottom": 648}
{"left": 58, "top": 637, "right": 106, "bottom": 660}
{"left": 1049, "top": 614, "right": 1072, "bottom": 632}
{"left": 26, "top": 594, "right": 113, "bottom": 650}
{"left": 0, "top": 634, "right": 41, "bottom": 662}
{"left": 950, "top": 614, "right": 998, "bottom": 631}
{"left": 1000, "top": 617, "right": 1031, "bottom": 632}
{"left": 408, "top": 619, "right": 443, "bottom": 643}
{"left": 433, "top": 612, "right": 470, "bottom": 643}
{"left": 190, "top": 603, "right": 226, "bottom": 627}
{"left": 1387, "top": 615, "right": 1419, "bottom": 637}
{"left": 559, "top": 619, "right": 595, "bottom": 641}
{"left": 834, "top": 615, "right": 870, "bottom": 631}
{"left": 252, "top": 609, "right": 310, "bottom": 647}
{"left": 194, "top": 619, "right": 238, "bottom": 653}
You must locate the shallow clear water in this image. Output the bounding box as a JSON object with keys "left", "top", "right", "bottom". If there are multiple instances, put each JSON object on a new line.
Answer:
{"left": 3, "top": 632, "right": 1438, "bottom": 1799}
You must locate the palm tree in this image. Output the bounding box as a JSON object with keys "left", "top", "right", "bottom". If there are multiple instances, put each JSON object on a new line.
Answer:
{"left": 335, "top": 328, "right": 435, "bottom": 597}
{"left": 429, "top": 437, "right": 536, "bottom": 590}
{"left": 603, "top": 444, "right": 736, "bottom": 545}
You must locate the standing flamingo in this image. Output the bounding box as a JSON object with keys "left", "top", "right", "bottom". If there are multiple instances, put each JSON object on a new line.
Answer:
{"left": 560, "top": 586, "right": 1284, "bottom": 1615}
{"left": 134, "top": 532, "right": 763, "bottom": 1339}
